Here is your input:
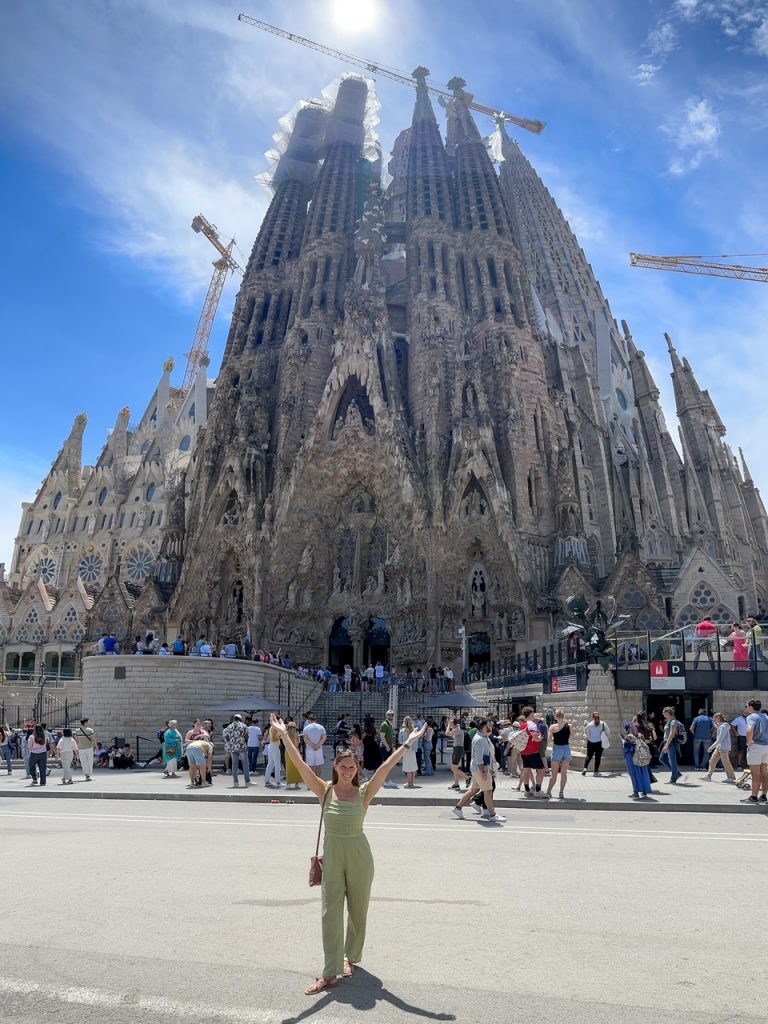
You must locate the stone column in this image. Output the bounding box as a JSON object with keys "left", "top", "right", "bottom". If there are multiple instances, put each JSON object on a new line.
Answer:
{"left": 584, "top": 663, "right": 626, "bottom": 771}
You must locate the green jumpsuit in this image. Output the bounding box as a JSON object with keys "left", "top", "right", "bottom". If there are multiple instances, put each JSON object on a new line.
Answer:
{"left": 321, "top": 781, "right": 375, "bottom": 979}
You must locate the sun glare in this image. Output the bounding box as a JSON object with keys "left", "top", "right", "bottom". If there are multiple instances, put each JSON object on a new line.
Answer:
{"left": 332, "top": 0, "right": 377, "bottom": 33}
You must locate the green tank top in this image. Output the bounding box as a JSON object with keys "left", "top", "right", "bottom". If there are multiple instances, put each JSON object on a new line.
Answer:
{"left": 323, "top": 782, "right": 370, "bottom": 838}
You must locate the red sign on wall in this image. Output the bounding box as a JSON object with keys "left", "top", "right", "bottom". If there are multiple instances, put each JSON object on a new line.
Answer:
{"left": 650, "top": 661, "right": 669, "bottom": 677}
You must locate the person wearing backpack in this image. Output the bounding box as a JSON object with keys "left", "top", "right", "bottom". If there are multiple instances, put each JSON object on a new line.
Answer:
{"left": 172, "top": 637, "right": 186, "bottom": 656}
{"left": 742, "top": 699, "right": 768, "bottom": 805}
{"left": 660, "top": 706, "right": 684, "bottom": 784}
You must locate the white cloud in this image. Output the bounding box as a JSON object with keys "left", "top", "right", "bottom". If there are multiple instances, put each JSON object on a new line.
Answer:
{"left": 754, "top": 18, "right": 768, "bottom": 55}
{"left": 662, "top": 96, "right": 720, "bottom": 174}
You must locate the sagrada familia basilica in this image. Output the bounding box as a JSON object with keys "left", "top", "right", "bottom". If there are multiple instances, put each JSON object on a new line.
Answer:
{"left": 4, "top": 72, "right": 768, "bottom": 681}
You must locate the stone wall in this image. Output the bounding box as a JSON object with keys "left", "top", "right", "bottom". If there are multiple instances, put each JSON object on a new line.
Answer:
{"left": 82, "top": 656, "right": 318, "bottom": 743}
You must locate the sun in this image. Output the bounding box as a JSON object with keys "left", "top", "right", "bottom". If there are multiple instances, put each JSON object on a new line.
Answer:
{"left": 332, "top": 0, "right": 378, "bottom": 33}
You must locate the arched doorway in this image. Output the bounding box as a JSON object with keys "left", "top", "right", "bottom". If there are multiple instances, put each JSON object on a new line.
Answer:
{"left": 364, "top": 616, "right": 390, "bottom": 669}
{"left": 468, "top": 631, "right": 491, "bottom": 671}
{"left": 328, "top": 617, "right": 354, "bottom": 673}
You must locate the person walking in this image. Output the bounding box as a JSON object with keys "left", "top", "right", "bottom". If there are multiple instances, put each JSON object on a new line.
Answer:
{"left": 452, "top": 718, "right": 506, "bottom": 822}
{"left": 378, "top": 710, "right": 398, "bottom": 788}
{"left": 75, "top": 718, "right": 97, "bottom": 782}
{"left": 742, "top": 699, "right": 768, "bottom": 805}
{"left": 546, "top": 709, "right": 572, "bottom": 799}
{"left": 660, "top": 706, "right": 684, "bottom": 784}
{"left": 447, "top": 717, "right": 470, "bottom": 790}
{"left": 56, "top": 728, "right": 78, "bottom": 785}
{"left": 269, "top": 713, "right": 426, "bottom": 994}
{"left": 28, "top": 725, "right": 49, "bottom": 787}
{"left": 162, "top": 721, "right": 183, "bottom": 777}
{"left": 223, "top": 714, "right": 250, "bottom": 787}
{"left": 705, "top": 712, "right": 736, "bottom": 782}
{"left": 689, "top": 708, "right": 714, "bottom": 770}
{"left": 0, "top": 725, "right": 13, "bottom": 775}
{"left": 582, "top": 712, "right": 609, "bottom": 776}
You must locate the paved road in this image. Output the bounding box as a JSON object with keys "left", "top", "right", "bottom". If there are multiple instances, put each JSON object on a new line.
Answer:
{"left": 1, "top": 799, "right": 764, "bottom": 1024}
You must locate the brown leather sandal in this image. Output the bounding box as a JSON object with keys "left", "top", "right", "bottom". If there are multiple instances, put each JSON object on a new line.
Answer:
{"left": 305, "top": 977, "right": 339, "bottom": 995}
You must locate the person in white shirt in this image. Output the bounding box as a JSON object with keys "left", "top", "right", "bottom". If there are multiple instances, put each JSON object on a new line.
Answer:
{"left": 582, "top": 711, "right": 610, "bottom": 776}
{"left": 731, "top": 712, "right": 749, "bottom": 768}
{"left": 56, "top": 728, "right": 79, "bottom": 785}
{"left": 302, "top": 714, "right": 327, "bottom": 777}
{"left": 247, "top": 718, "right": 262, "bottom": 774}
{"left": 705, "top": 712, "right": 736, "bottom": 782}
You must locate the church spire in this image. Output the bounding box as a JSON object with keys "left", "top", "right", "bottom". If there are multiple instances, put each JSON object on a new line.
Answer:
{"left": 411, "top": 66, "right": 436, "bottom": 123}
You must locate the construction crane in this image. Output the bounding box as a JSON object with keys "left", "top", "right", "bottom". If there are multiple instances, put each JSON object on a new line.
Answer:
{"left": 630, "top": 252, "right": 768, "bottom": 284}
{"left": 237, "top": 13, "right": 545, "bottom": 135}
{"left": 183, "top": 215, "right": 245, "bottom": 392}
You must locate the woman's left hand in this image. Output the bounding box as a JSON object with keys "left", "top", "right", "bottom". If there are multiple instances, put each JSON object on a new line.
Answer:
{"left": 407, "top": 724, "right": 428, "bottom": 746}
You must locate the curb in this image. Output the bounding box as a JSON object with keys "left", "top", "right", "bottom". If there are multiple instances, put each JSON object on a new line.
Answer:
{"left": 0, "top": 788, "right": 765, "bottom": 813}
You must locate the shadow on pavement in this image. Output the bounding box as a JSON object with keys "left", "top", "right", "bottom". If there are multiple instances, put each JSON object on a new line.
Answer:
{"left": 282, "top": 967, "right": 456, "bottom": 1023}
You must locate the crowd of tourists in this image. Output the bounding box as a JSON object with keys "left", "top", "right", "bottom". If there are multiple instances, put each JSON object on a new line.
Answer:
{"left": 3, "top": 699, "right": 767, "bottom": 807}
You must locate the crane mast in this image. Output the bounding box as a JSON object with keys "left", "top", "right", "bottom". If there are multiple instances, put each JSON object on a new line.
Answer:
{"left": 630, "top": 252, "right": 768, "bottom": 284}
{"left": 184, "top": 216, "right": 244, "bottom": 392}
{"left": 237, "top": 13, "right": 545, "bottom": 135}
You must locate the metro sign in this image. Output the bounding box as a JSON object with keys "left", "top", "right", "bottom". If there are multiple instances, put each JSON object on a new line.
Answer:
{"left": 650, "top": 660, "right": 685, "bottom": 690}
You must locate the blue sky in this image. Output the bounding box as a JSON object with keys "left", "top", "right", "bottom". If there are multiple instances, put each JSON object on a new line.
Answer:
{"left": 1, "top": 0, "right": 767, "bottom": 570}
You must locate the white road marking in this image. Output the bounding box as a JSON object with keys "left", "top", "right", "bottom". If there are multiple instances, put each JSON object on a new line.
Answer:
{"left": 1, "top": 808, "right": 766, "bottom": 841}
{"left": 0, "top": 976, "right": 344, "bottom": 1023}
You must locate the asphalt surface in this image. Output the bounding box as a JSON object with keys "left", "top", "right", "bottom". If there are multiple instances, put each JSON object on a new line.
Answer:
{"left": 1, "top": 798, "right": 765, "bottom": 1024}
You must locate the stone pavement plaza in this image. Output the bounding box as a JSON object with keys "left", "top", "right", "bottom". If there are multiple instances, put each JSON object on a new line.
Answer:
{"left": 0, "top": 797, "right": 765, "bottom": 1024}
{"left": 2, "top": 759, "right": 765, "bottom": 813}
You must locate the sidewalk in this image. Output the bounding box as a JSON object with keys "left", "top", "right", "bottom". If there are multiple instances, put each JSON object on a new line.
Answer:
{"left": 1, "top": 763, "right": 764, "bottom": 813}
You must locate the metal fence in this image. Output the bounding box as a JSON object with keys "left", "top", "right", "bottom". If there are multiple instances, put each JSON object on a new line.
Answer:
{"left": 0, "top": 693, "right": 83, "bottom": 729}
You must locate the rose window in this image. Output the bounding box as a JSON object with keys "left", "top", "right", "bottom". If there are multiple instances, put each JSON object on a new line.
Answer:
{"left": 25, "top": 608, "right": 40, "bottom": 624}
{"left": 126, "top": 547, "right": 154, "bottom": 582}
{"left": 38, "top": 557, "right": 56, "bottom": 583}
{"left": 64, "top": 606, "right": 79, "bottom": 624}
{"left": 78, "top": 553, "right": 104, "bottom": 583}
{"left": 691, "top": 582, "right": 717, "bottom": 607}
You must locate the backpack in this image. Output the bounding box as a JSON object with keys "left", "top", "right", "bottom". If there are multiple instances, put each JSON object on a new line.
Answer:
{"left": 511, "top": 729, "right": 530, "bottom": 752}
{"left": 672, "top": 721, "right": 686, "bottom": 747}
{"left": 633, "top": 735, "right": 652, "bottom": 767}
{"left": 173, "top": 639, "right": 185, "bottom": 654}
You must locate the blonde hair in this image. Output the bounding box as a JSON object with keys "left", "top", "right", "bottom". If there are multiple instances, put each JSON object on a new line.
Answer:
{"left": 402, "top": 715, "right": 413, "bottom": 731}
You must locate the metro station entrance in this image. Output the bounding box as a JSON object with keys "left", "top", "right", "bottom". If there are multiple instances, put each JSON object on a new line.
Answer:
{"left": 644, "top": 691, "right": 712, "bottom": 766}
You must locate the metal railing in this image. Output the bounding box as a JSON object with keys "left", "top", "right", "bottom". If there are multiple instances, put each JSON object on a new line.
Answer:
{"left": 0, "top": 695, "right": 82, "bottom": 729}
{"left": 463, "top": 627, "right": 768, "bottom": 692}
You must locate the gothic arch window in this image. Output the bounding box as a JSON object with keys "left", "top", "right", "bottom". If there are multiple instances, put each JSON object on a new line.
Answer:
{"left": 367, "top": 527, "right": 386, "bottom": 572}
{"left": 337, "top": 529, "right": 356, "bottom": 574}
{"left": 710, "top": 604, "right": 735, "bottom": 626}
{"left": 462, "top": 382, "right": 479, "bottom": 418}
{"left": 676, "top": 604, "right": 699, "bottom": 627}
{"left": 346, "top": 489, "right": 374, "bottom": 516}
{"left": 25, "top": 608, "right": 40, "bottom": 625}
{"left": 98, "top": 488, "right": 108, "bottom": 506}
{"left": 585, "top": 482, "right": 594, "bottom": 522}
{"left": 636, "top": 608, "right": 664, "bottom": 630}
{"left": 705, "top": 537, "right": 718, "bottom": 559}
{"left": 53, "top": 492, "right": 62, "bottom": 510}
{"left": 690, "top": 582, "right": 717, "bottom": 608}
{"left": 64, "top": 606, "right": 79, "bottom": 624}
{"left": 53, "top": 624, "right": 68, "bottom": 641}
{"left": 125, "top": 546, "right": 154, "bottom": 583}
{"left": 622, "top": 588, "right": 646, "bottom": 610}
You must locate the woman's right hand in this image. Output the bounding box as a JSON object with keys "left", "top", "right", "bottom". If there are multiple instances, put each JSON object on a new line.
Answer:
{"left": 269, "top": 714, "right": 287, "bottom": 736}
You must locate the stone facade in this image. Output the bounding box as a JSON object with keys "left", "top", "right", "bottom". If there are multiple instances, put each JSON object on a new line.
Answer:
{"left": 6, "top": 71, "right": 768, "bottom": 680}
{"left": 81, "top": 656, "right": 317, "bottom": 743}
{"left": 1, "top": 359, "right": 212, "bottom": 681}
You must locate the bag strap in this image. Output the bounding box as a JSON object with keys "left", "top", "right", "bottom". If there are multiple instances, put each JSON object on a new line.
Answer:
{"left": 314, "top": 785, "right": 331, "bottom": 857}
